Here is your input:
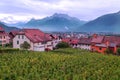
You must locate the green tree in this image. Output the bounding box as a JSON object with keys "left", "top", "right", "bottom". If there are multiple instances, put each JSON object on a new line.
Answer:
{"left": 56, "top": 42, "right": 70, "bottom": 48}
{"left": 105, "top": 48, "right": 113, "bottom": 54}
{"left": 20, "top": 41, "right": 30, "bottom": 50}
{"left": 117, "top": 48, "right": 120, "bottom": 55}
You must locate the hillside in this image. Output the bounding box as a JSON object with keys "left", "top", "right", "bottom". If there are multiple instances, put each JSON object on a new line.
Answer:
{"left": 24, "top": 13, "right": 86, "bottom": 32}
{"left": 78, "top": 11, "right": 120, "bottom": 33}
{"left": 0, "top": 22, "right": 19, "bottom": 32}
{"left": 0, "top": 48, "right": 120, "bottom": 80}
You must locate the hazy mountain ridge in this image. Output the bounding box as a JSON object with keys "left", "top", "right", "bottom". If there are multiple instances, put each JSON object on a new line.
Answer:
{"left": 78, "top": 11, "right": 120, "bottom": 33}
{"left": 0, "top": 21, "right": 19, "bottom": 32}
{"left": 24, "top": 13, "right": 86, "bottom": 31}
{"left": 4, "top": 11, "right": 120, "bottom": 33}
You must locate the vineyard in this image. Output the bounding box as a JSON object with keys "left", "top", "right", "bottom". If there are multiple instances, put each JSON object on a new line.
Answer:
{"left": 0, "top": 48, "right": 120, "bottom": 80}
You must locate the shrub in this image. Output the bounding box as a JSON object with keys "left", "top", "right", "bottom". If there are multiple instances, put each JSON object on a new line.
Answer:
{"left": 0, "top": 48, "right": 19, "bottom": 53}
{"left": 105, "top": 48, "right": 113, "bottom": 54}
{"left": 20, "top": 41, "right": 30, "bottom": 50}
{"left": 56, "top": 42, "right": 70, "bottom": 49}
{"left": 5, "top": 42, "right": 13, "bottom": 48}
{"left": 117, "top": 48, "right": 120, "bottom": 55}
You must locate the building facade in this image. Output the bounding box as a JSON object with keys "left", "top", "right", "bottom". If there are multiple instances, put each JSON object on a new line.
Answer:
{"left": 0, "top": 27, "right": 10, "bottom": 46}
{"left": 13, "top": 29, "right": 53, "bottom": 51}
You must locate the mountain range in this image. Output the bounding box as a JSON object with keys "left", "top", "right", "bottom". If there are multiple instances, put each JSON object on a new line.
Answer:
{"left": 2, "top": 11, "right": 120, "bottom": 33}
{"left": 24, "top": 13, "right": 86, "bottom": 32}
{"left": 78, "top": 11, "right": 120, "bottom": 33}
{"left": 0, "top": 22, "right": 19, "bottom": 32}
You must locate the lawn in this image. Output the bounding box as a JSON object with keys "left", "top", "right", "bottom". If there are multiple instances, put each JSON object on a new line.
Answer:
{"left": 0, "top": 48, "right": 120, "bottom": 80}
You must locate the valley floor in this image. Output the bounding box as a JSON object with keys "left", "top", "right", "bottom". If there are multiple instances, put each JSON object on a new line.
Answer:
{"left": 0, "top": 48, "right": 120, "bottom": 80}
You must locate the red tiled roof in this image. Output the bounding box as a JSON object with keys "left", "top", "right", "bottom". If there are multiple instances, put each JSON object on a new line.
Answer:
{"left": 0, "top": 26, "right": 4, "bottom": 31}
{"left": 0, "top": 32, "right": 8, "bottom": 36}
{"left": 91, "top": 36, "right": 104, "bottom": 43}
{"left": 49, "top": 34, "right": 58, "bottom": 39}
{"left": 71, "top": 39, "right": 79, "bottom": 44}
{"left": 9, "top": 30, "right": 19, "bottom": 36}
{"left": 79, "top": 38, "right": 92, "bottom": 45}
{"left": 103, "top": 36, "right": 120, "bottom": 46}
{"left": 62, "top": 38, "right": 71, "bottom": 43}
{"left": 17, "top": 29, "right": 51, "bottom": 43}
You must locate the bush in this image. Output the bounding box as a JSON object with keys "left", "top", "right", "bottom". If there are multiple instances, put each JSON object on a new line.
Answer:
{"left": 4, "top": 42, "right": 13, "bottom": 48}
{"left": 0, "top": 48, "right": 19, "bottom": 53}
{"left": 105, "top": 48, "right": 113, "bottom": 54}
{"left": 56, "top": 42, "right": 70, "bottom": 49}
{"left": 20, "top": 41, "right": 30, "bottom": 50}
{"left": 117, "top": 48, "right": 120, "bottom": 55}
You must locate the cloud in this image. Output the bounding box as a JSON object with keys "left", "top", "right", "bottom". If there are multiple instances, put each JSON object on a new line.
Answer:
{"left": 0, "top": 0, "right": 120, "bottom": 23}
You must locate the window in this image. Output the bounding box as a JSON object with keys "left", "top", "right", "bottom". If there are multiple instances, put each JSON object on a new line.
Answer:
{"left": 22, "top": 35, "right": 24, "bottom": 39}
{"left": 0, "top": 36, "right": 2, "bottom": 39}
{"left": 18, "top": 35, "right": 20, "bottom": 39}
{"left": 17, "top": 41, "right": 19, "bottom": 44}
{"left": 99, "top": 47, "right": 102, "bottom": 50}
{"left": 4, "top": 36, "right": 5, "bottom": 39}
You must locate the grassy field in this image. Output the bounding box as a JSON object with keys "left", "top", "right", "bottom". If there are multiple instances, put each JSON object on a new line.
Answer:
{"left": 0, "top": 48, "right": 120, "bottom": 80}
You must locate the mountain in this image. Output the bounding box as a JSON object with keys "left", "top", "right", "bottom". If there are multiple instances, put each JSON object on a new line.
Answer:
{"left": 78, "top": 11, "right": 120, "bottom": 33}
{"left": 0, "top": 22, "right": 20, "bottom": 32}
{"left": 24, "top": 13, "right": 86, "bottom": 32}
{"left": 6, "top": 22, "right": 26, "bottom": 28}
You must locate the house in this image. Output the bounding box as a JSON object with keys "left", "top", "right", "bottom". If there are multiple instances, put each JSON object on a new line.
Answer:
{"left": 0, "top": 26, "right": 10, "bottom": 46}
{"left": 9, "top": 30, "right": 19, "bottom": 42}
{"left": 91, "top": 34, "right": 105, "bottom": 53}
{"left": 70, "top": 39, "right": 79, "bottom": 48}
{"left": 62, "top": 38, "right": 71, "bottom": 43}
{"left": 49, "top": 34, "right": 62, "bottom": 48}
{"left": 78, "top": 38, "right": 92, "bottom": 50}
{"left": 91, "top": 34, "right": 120, "bottom": 54}
{"left": 13, "top": 29, "right": 53, "bottom": 51}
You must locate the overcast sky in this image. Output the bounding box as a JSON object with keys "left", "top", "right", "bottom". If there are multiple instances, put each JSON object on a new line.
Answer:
{"left": 0, "top": 0, "right": 120, "bottom": 23}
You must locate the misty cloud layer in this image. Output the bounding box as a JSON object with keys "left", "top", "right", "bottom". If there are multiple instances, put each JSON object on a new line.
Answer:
{"left": 0, "top": 0, "right": 120, "bottom": 23}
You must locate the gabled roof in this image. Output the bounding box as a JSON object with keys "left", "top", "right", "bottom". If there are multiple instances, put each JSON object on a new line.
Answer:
{"left": 0, "top": 32, "right": 8, "bottom": 36}
{"left": 79, "top": 38, "right": 92, "bottom": 45}
{"left": 49, "top": 34, "right": 58, "bottom": 39}
{"left": 103, "top": 36, "right": 120, "bottom": 46}
{"left": 9, "top": 30, "right": 19, "bottom": 36}
{"left": 62, "top": 38, "right": 71, "bottom": 43}
{"left": 0, "top": 26, "right": 4, "bottom": 31}
{"left": 17, "top": 29, "right": 51, "bottom": 43}
{"left": 91, "top": 36, "right": 104, "bottom": 43}
{"left": 70, "top": 39, "right": 79, "bottom": 44}
{"left": 93, "top": 35, "right": 120, "bottom": 47}
{"left": 0, "top": 26, "right": 8, "bottom": 36}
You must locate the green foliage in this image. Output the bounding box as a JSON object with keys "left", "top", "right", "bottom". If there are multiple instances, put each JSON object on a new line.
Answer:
{"left": 56, "top": 42, "right": 70, "bottom": 48}
{"left": 5, "top": 42, "right": 13, "bottom": 48}
{"left": 0, "top": 48, "right": 120, "bottom": 79}
{"left": 117, "top": 48, "right": 120, "bottom": 55}
{"left": 105, "top": 48, "right": 113, "bottom": 54}
{"left": 0, "top": 48, "right": 19, "bottom": 53}
{"left": 20, "top": 41, "right": 30, "bottom": 50}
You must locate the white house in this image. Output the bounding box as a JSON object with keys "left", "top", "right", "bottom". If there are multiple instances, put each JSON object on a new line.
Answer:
{"left": 13, "top": 29, "right": 53, "bottom": 51}
{"left": 49, "top": 34, "right": 62, "bottom": 48}
{"left": 78, "top": 38, "right": 92, "bottom": 50}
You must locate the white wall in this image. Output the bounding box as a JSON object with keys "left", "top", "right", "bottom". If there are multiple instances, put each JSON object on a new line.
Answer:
{"left": 45, "top": 41, "right": 53, "bottom": 50}
{"left": 13, "top": 34, "right": 54, "bottom": 51}
{"left": 78, "top": 44, "right": 91, "bottom": 50}
{"left": 13, "top": 35, "right": 33, "bottom": 50}
{"left": 33, "top": 43, "right": 45, "bottom": 51}
{"left": 52, "top": 39, "right": 61, "bottom": 48}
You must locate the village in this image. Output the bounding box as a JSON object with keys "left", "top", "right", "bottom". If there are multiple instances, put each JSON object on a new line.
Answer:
{"left": 0, "top": 26, "right": 120, "bottom": 54}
